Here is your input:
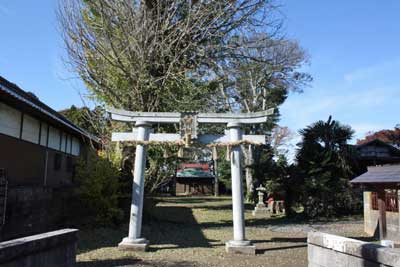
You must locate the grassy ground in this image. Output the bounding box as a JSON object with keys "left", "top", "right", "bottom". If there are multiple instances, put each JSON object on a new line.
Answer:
{"left": 77, "top": 196, "right": 371, "bottom": 267}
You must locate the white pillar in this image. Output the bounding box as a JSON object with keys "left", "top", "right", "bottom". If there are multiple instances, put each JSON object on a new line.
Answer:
{"left": 118, "top": 121, "right": 151, "bottom": 251}
{"left": 230, "top": 123, "right": 245, "bottom": 241}
{"left": 225, "top": 122, "right": 255, "bottom": 254}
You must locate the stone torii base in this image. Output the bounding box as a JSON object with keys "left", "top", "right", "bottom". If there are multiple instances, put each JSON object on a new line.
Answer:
{"left": 226, "top": 240, "right": 256, "bottom": 254}
{"left": 118, "top": 238, "right": 149, "bottom": 251}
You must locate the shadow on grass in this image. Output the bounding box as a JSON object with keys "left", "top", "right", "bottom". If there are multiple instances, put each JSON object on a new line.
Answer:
{"left": 78, "top": 198, "right": 218, "bottom": 253}
{"left": 76, "top": 258, "right": 196, "bottom": 267}
{"left": 78, "top": 196, "right": 368, "bottom": 256}
{"left": 198, "top": 215, "right": 302, "bottom": 229}
{"left": 78, "top": 206, "right": 215, "bottom": 253}
{"left": 256, "top": 244, "right": 307, "bottom": 254}
{"left": 76, "top": 258, "right": 141, "bottom": 267}
{"left": 155, "top": 197, "right": 229, "bottom": 205}
{"left": 144, "top": 206, "right": 217, "bottom": 250}
{"left": 188, "top": 204, "right": 233, "bottom": 211}
{"left": 252, "top": 237, "right": 307, "bottom": 244}
{"left": 77, "top": 227, "right": 127, "bottom": 254}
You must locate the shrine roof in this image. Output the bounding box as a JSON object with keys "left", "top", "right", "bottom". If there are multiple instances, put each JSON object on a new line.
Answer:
{"left": 176, "top": 168, "right": 214, "bottom": 179}
{"left": 351, "top": 164, "right": 400, "bottom": 184}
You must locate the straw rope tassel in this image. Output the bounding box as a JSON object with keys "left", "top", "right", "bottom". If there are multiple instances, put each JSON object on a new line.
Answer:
{"left": 178, "top": 147, "right": 184, "bottom": 158}
{"left": 226, "top": 145, "right": 231, "bottom": 161}
{"left": 212, "top": 146, "right": 218, "bottom": 160}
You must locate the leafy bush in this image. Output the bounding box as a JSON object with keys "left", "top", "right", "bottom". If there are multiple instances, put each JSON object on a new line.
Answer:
{"left": 73, "top": 150, "right": 124, "bottom": 226}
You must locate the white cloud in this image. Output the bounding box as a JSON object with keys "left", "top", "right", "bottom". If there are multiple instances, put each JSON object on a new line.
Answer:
{"left": 344, "top": 59, "right": 400, "bottom": 83}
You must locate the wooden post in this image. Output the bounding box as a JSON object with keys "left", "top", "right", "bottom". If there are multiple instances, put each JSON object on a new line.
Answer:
{"left": 377, "top": 186, "right": 387, "bottom": 240}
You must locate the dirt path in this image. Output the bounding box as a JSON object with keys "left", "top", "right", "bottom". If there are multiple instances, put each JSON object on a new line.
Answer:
{"left": 77, "top": 197, "right": 368, "bottom": 267}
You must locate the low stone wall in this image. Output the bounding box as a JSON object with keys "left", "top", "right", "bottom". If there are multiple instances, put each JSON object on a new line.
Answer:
{"left": 0, "top": 229, "right": 78, "bottom": 267}
{"left": 308, "top": 231, "right": 400, "bottom": 267}
{"left": 2, "top": 186, "right": 53, "bottom": 241}
{"left": 1, "top": 186, "right": 76, "bottom": 241}
{"left": 363, "top": 191, "right": 400, "bottom": 241}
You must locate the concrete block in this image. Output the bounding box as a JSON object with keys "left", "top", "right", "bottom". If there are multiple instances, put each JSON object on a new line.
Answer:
{"left": 225, "top": 240, "right": 256, "bottom": 255}
{"left": 118, "top": 237, "right": 149, "bottom": 252}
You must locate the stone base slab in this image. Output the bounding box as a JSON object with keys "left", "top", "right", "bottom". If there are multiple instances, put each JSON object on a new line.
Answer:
{"left": 118, "top": 237, "right": 149, "bottom": 251}
{"left": 252, "top": 207, "right": 269, "bottom": 216}
{"left": 255, "top": 203, "right": 267, "bottom": 208}
{"left": 225, "top": 240, "right": 256, "bottom": 255}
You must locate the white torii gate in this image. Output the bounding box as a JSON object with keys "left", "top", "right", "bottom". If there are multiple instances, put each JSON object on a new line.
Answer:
{"left": 108, "top": 107, "right": 274, "bottom": 254}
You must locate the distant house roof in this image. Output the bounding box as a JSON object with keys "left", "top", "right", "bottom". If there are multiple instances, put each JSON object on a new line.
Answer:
{"left": 351, "top": 164, "right": 400, "bottom": 184}
{"left": 355, "top": 139, "right": 400, "bottom": 166}
{"left": 0, "top": 75, "right": 99, "bottom": 144}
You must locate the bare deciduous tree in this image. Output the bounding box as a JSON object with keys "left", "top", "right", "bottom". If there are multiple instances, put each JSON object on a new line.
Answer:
{"left": 216, "top": 35, "right": 311, "bottom": 199}
{"left": 271, "top": 125, "right": 295, "bottom": 156}
{"left": 59, "top": 0, "right": 280, "bottom": 112}
{"left": 217, "top": 36, "right": 311, "bottom": 113}
{"left": 59, "top": 0, "right": 310, "bottom": 197}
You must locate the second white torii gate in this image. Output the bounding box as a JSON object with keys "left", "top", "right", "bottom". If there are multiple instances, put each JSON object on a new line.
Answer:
{"left": 108, "top": 108, "right": 274, "bottom": 254}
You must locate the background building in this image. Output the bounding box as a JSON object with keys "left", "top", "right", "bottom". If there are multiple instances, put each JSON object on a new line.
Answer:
{"left": 0, "top": 76, "right": 98, "bottom": 240}
{"left": 175, "top": 163, "right": 215, "bottom": 195}
{"left": 356, "top": 139, "right": 400, "bottom": 168}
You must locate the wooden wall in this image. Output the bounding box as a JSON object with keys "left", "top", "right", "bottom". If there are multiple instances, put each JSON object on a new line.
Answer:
{"left": 0, "top": 102, "right": 81, "bottom": 157}
{"left": 0, "top": 133, "right": 45, "bottom": 186}
{"left": 0, "top": 133, "right": 77, "bottom": 187}
{"left": 175, "top": 178, "right": 214, "bottom": 195}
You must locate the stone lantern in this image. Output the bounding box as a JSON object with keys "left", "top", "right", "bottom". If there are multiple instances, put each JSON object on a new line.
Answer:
{"left": 252, "top": 185, "right": 268, "bottom": 216}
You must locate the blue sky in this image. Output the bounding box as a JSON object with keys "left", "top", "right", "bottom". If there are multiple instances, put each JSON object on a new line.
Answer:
{"left": 0, "top": 1, "right": 399, "bottom": 143}
{"left": 281, "top": 1, "right": 400, "bottom": 143}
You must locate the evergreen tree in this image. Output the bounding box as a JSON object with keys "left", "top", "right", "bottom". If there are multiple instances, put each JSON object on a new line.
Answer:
{"left": 296, "top": 116, "right": 361, "bottom": 218}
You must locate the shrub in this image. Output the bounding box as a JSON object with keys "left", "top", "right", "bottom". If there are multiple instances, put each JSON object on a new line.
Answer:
{"left": 73, "top": 150, "right": 124, "bottom": 226}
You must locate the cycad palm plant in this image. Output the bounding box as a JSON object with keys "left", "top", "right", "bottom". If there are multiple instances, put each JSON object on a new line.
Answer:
{"left": 296, "top": 116, "right": 361, "bottom": 218}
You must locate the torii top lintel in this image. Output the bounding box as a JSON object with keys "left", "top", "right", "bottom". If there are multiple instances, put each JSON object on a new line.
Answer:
{"left": 107, "top": 107, "right": 274, "bottom": 124}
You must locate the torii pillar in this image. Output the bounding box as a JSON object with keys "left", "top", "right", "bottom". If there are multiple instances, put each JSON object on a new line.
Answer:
{"left": 225, "top": 122, "right": 255, "bottom": 254}
{"left": 118, "top": 121, "right": 151, "bottom": 251}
